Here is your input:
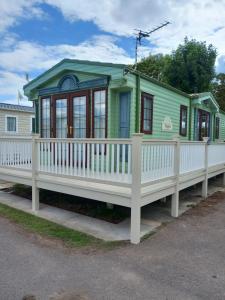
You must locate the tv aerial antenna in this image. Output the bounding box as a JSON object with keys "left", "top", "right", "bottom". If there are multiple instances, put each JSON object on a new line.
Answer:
{"left": 134, "top": 21, "right": 170, "bottom": 69}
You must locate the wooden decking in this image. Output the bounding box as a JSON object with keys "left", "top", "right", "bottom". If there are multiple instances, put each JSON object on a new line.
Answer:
{"left": 0, "top": 134, "right": 225, "bottom": 243}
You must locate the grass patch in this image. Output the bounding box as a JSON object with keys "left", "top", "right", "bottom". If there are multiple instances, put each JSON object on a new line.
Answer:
{"left": 0, "top": 203, "right": 124, "bottom": 249}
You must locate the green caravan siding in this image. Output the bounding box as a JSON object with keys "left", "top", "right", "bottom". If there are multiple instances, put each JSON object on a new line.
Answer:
{"left": 108, "top": 89, "right": 119, "bottom": 138}
{"left": 24, "top": 60, "right": 125, "bottom": 100}
{"left": 37, "top": 70, "right": 103, "bottom": 90}
{"left": 126, "top": 74, "right": 190, "bottom": 139}
{"left": 219, "top": 111, "right": 225, "bottom": 140}
{"left": 24, "top": 59, "right": 224, "bottom": 142}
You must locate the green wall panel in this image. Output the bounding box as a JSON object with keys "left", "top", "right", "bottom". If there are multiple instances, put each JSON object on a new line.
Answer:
{"left": 26, "top": 59, "right": 223, "bottom": 142}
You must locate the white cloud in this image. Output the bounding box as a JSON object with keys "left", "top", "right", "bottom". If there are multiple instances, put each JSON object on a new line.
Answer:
{"left": 43, "top": 0, "right": 225, "bottom": 56}
{"left": 2, "top": 0, "right": 225, "bottom": 56}
{"left": 0, "top": 71, "right": 30, "bottom": 105}
{"left": 0, "top": 35, "right": 132, "bottom": 73}
{"left": 0, "top": 35, "right": 133, "bottom": 102}
{"left": 0, "top": 0, "right": 45, "bottom": 33}
{"left": 2, "top": 0, "right": 225, "bottom": 103}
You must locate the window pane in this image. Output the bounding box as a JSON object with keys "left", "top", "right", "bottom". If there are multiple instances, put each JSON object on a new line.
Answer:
{"left": 144, "top": 120, "right": 150, "bottom": 131}
{"left": 32, "top": 117, "right": 35, "bottom": 133}
{"left": 94, "top": 90, "right": 106, "bottom": 138}
{"left": 215, "top": 117, "right": 220, "bottom": 139}
{"left": 180, "top": 106, "right": 187, "bottom": 136}
{"left": 56, "top": 99, "right": 67, "bottom": 138}
{"left": 141, "top": 94, "right": 153, "bottom": 133}
{"left": 144, "top": 108, "right": 151, "bottom": 120}
{"left": 41, "top": 98, "right": 51, "bottom": 138}
{"left": 7, "top": 117, "right": 16, "bottom": 132}
{"left": 73, "top": 96, "right": 86, "bottom": 138}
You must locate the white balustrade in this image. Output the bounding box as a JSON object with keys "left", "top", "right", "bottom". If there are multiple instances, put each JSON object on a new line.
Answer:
{"left": 0, "top": 138, "right": 32, "bottom": 169}
{"left": 180, "top": 143, "right": 205, "bottom": 174}
{"left": 141, "top": 141, "right": 175, "bottom": 183}
{"left": 208, "top": 144, "right": 225, "bottom": 167}
{"left": 36, "top": 138, "right": 132, "bottom": 183}
{"left": 0, "top": 136, "right": 225, "bottom": 185}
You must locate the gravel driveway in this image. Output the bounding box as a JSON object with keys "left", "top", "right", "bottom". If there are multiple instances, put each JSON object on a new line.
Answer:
{"left": 0, "top": 192, "right": 225, "bottom": 300}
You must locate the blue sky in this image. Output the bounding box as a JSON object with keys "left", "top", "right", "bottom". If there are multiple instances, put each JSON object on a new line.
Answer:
{"left": 0, "top": 0, "right": 225, "bottom": 105}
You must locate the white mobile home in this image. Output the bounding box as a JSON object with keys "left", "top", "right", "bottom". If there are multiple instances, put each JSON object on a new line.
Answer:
{"left": 0, "top": 103, "right": 35, "bottom": 136}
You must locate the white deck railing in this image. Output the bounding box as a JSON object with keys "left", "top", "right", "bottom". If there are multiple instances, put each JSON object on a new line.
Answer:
{"left": 0, "top": 137, "right": 32, "bottom": 169}
{"left": 0, "top": 135, "right": 225, "bottom": 185}
{"left": 36, "top": 138, "right": 132, "bottom": 183}
{"left": 180, "top": 142, "right": 205, "bottom": 174}
{"left": 208, "top": 143, "right": 225, "bottom": 167}
{"left": 142, "top": 141, "right": 175, "bottom": 182}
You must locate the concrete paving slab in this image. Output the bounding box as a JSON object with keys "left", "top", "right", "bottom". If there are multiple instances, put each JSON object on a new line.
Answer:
{"left": 0, "top": 176, "right": 224, "bottom": 242}
{"left": 0, "top": 181, "right": 14, "bottom": 190}
{"left": 0, "top": 191, "right": 151, "bottom": 241}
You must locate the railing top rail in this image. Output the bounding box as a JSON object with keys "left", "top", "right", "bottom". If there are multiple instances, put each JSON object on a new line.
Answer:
{"left": 180, "top": 141, "right": 206, "bottom": 145}
{"left": 0, "top": 136, "right": 32, "bottom": 141}
{"left": 142, "top": 140, "right": 176, "bottom": 145}
{"left": 209, "top": 142, "right": 225, "bottom": 145}
{"left": 36, "top": 138, "right": 132, "bottom": 144}
{"left": 142, "top": 139, "right": 206, "bottom": 145}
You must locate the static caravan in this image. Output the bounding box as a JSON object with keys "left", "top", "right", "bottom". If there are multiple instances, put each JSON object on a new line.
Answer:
{"left": 1, "top": 59, "right": 225, "bottom": 244}
{"left": 23, "top": 59, "right": 224, "bottom": 142}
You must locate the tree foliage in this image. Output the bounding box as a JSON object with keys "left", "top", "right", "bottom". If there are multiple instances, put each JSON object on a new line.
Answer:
{"left": 136, "top": 54, "right": 170, "bottom": 81}
{"left": 136, "top": 38, "right": 217, "bottom": 94}
{"left": 211, "top": 73, "right": 225, "bottom": 111}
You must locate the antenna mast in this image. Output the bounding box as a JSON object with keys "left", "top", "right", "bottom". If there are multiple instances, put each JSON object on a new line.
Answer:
{"left": 134, "top": 21, "right": 170, "bottom": 69}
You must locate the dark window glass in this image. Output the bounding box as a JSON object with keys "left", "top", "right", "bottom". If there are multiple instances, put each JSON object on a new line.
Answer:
{"left": 55, "top": 99, "right": 67, "bottom": 138}
{"left": 141, "top": 93, "right": 153, "bottom": 134}
{"left": 93, "top": 90, "right": 106, "bottom": 138}
{"left": 73, "top": 96, "right": 87, "bottom": 138}
{"left": 7, "top": 117, "right": 17, "bottom": 132}
{"left": 215, "top": 117, "right": 220, "bottom": 139}
{"left": 32, "top": 117, "right": 35, "bottom": 133}
{"left": 180, "top": 105, "right": 188, "bottom": 136}
{"left": 41, "top": 98, "right": 51, "bottom": 138}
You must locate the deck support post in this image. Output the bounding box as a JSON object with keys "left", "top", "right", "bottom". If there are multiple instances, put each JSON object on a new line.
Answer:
{"left": 202, "top": 138, "right": 209, "bottom": 199}
{"left": 222, "top": 173, "right": 225, "bottom": 186}
{"left": 171, "top": 137, "right": 180, "bottom": 217}
{"left": 171, "top": 191, "right": 179, "bottom": 218}
{"left": 130, "top": 133, "right": 143, "bottom": 244}
{"left": 32, "top": 134, "right": 39, "bottom": 212}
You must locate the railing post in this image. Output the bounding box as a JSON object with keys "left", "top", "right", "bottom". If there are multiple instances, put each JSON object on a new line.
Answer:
{"left": 130, "top": 133, "right": 143, "bottom": 244}
{"left": 32, "top": 134, "right": 39, "bottom": 212}
{"left": 171, "top": 137, "right": 180, "bottom": 217}
{"left": 202, "top": 137, "right": 209, "bottom": 199}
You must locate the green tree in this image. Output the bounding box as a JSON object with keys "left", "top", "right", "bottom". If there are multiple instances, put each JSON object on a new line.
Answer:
{"left": 164, "top": 38, "right": 217, "bottom": 93}
{"left": 211, "top": 73, "right": 225, "bottom": 111}
{"left": 136, "top": 53, "right": 170, "bottom": 81}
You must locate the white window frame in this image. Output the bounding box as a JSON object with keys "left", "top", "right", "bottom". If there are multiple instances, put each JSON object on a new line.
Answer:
{"left": 30, "top": 115, "right": 35, "bottom": 133}
{"left": 5, "top": 115, "right": 18, "bottom": 134}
